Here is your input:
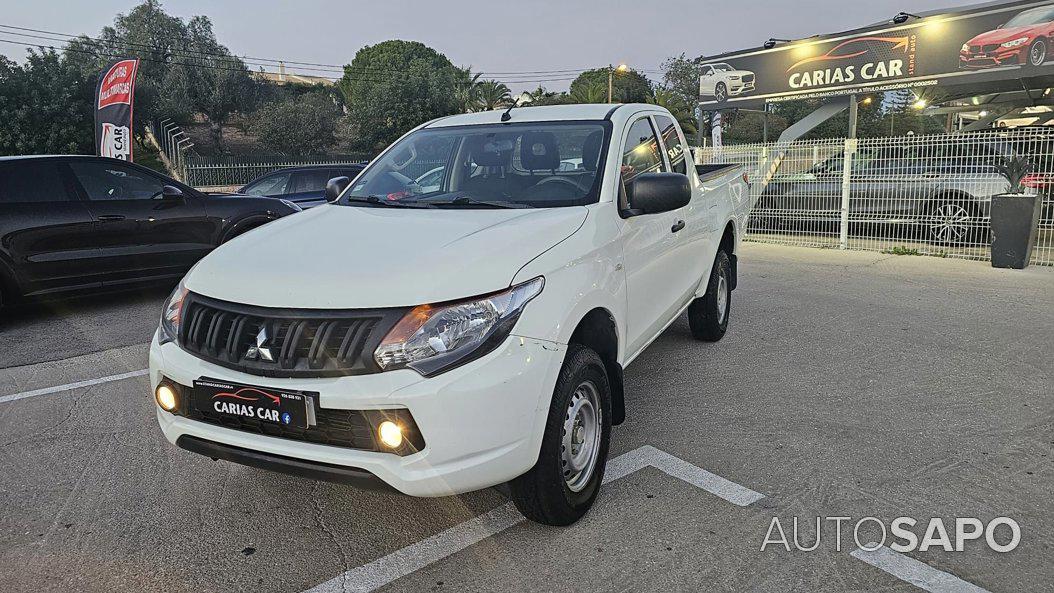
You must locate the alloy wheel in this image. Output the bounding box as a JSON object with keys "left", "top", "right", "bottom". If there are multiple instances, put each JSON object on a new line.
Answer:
{"left": 561, "top": 380, "right": 602, "bottom": 493}
{"left": 929, "top": 203, "right": 971, "bottom": 243}
{"left": 1031, "top": 40, "right": 1047, "bottom": 66}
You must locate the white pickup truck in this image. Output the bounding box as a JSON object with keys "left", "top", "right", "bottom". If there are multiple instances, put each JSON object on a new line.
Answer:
{"left": 150, "top": 104, "right": 749, "bottom": 525}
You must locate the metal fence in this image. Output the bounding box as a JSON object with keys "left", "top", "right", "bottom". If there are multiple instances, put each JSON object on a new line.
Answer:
{"left": 149, "top": 119, "right": 371, "bottom": 188}
{"left": 697, "top": 129, "right": 1054, "bottom": 266}
{"left": 182, "top": 155, "right": 371, "bottom": 188}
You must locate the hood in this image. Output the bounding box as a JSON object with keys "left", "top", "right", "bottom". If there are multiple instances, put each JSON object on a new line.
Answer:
{"left": 967, "top": 26, "right": 1036, "bottom": 45}
{"left": 185, "top": 204, "right": 587, "bottom": 309}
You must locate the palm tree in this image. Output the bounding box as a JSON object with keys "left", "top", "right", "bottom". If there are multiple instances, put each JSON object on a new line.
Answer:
{"left": 569, "top": 81, "right": 607, "bottom": 104}
{"left": 454, "top": 67, "right": 482, "bottom": 113}
{"left": 649, "top": 86, "right": 698, "bottom": 135}
{"left": 476, "top": 80, "right": 512, "bottom": 111}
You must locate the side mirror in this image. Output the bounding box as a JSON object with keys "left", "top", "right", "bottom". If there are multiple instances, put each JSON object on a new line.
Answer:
{"left": 161, "top": 185, "right": 184, "bottom": 200}
{"left": 625, "top": 173, "right": 691, "bottom": 216}
{"left": 325, "top": 176, "right": 350, "bottom": 201}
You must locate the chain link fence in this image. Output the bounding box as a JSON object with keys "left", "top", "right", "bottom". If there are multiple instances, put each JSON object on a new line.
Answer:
{"left": 698, "top": 129, "right": 1054, "bottom": 266}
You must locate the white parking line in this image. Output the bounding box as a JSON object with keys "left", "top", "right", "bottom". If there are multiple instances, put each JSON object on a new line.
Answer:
{"left": 851, "top": 544, "right": 992, "bottom": 593}
{"left": 303, "top": 445, "right": 765, "bottom": 593}
{"left": 0, "top": 369, "right": 149, "bottom": 405}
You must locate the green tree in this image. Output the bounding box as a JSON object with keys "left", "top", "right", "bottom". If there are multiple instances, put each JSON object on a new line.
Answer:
{"left": 569, "top": 81, "right": 607, "bottom": 104}
{"left": 339, "top": 40, "right": 459, "bottom": 150}
{"left": 251, "top": 91, "right": 341, "bottom": 156}
{"left": 649, "top": 87, "right": 697, "bottom": 136}
{"left": 660, "top": 53, "right": 703, "bottom": 106}
{"left": 476, "top": 80, "right": 511, "bottom": 111}
{"left": 569, "top": 67, "right": 653, "bottom": 103}
{"left": 453, "top": 66, "right": 482, "bottom": 113}
{"left": 0, "top": 51, "right": 95, "bottom": 155}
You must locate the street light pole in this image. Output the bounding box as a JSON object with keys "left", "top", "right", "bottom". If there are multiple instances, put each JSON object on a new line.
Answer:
{"left": 608, "top": 64, "right": 613, "bottom": 104}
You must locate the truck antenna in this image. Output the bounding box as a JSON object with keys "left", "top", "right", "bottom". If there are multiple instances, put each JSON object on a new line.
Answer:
{"left": 500, "top": 99, "right": 520, "bottom": 122}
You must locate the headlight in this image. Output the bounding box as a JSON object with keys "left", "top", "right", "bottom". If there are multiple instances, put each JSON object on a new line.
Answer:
{"left": 280, "top": 199, "right": 303, "bottom": 211}
{"left": 374, "top": 277, "right": 544, "bottom": 376}
{"left": 1001, "top": 37, "right": 1030, "bottom": 48}
{"left": 159, "top": 280, "right": 189, "bottom": 345}
{"left": 961, "top": 43, "right": 971, "bottom": 53}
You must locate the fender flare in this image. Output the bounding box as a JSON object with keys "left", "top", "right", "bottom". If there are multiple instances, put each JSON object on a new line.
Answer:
{"left": 220, "top": 214, "right": 276, "bottom": 244}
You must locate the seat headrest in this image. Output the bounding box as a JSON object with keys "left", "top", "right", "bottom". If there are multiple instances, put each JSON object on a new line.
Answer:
{"left": 520, "top": 131, "right": 560, "bottom": 171}
{"left": 582, "top": 130, "right": 604, "bottom": 172}
{"left": 469, "top": 136, "right": 514, "bottom": 167}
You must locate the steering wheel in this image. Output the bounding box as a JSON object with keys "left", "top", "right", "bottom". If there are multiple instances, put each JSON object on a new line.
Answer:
{"left": 534, "top": 176, "right": 582, "bottom": 191}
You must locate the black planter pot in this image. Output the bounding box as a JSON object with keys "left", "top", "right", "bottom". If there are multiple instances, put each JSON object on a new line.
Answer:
{"left": 990, "top": 193, "right": 1043, "bottom": 269}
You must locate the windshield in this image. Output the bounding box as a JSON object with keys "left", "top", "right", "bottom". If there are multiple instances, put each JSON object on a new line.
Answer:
{"left": 341, "top": 121, "right": 610, "bottom": 208}
{"left": 713, "top": 64, "right": 734, "bottom": 72}
{"left": 1004, "top": 7, "right": 1054, "bottom": 27}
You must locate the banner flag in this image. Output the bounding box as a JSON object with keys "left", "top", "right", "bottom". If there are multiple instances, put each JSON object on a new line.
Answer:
{"left": 94, "top": 58, "right": 140, "bottom": 161}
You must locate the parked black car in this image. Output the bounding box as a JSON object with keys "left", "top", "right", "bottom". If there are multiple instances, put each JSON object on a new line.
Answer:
{"left": 235, "top": 164, "right": 366, "bottom": 208}
{"left": 0, "top": 155, "right": 301, "bottom": 307}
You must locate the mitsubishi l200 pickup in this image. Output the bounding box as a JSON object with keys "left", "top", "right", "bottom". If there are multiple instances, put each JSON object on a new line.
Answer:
{"left": 150, "top": 103, "right": 750, "bottom": 525}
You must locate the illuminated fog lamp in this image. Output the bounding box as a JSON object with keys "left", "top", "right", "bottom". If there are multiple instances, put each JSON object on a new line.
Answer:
{"left": 155, "top": 383, "right": 179, "bottom": 412}
{"left": 377, "top": 421, "right": 404, "bottom": 449}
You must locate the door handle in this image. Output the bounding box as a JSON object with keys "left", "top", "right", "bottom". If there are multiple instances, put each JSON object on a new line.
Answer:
{"left": 97, "top": 215, "right": 126, "bottom": 221}
{"left": 671, "top": 220, "right": 686, "bottom": 233}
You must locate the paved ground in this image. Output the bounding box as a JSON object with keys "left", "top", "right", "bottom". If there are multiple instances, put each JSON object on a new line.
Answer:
{"left": 0, "top": 244, "right": 1051, "bottom": 593}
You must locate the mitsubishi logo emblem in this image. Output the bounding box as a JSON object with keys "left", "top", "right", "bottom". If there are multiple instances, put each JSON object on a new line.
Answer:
{"left": 245, "top": 326, "right": 274, "bottom": 362}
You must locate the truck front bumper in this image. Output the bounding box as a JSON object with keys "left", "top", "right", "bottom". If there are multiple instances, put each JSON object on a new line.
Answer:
{"left": 151, "top": 332, "right": 566, "bottom": 497}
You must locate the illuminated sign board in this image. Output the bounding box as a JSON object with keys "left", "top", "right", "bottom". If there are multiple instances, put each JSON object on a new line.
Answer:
{"left": 699, "top": 0, "right": 1054, "bottom": 109}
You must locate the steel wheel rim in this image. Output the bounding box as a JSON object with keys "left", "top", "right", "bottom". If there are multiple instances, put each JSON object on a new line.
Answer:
{"left": 717, "top": 271, "right": 729, "bottom": 321}
{"left": 929, "top": 203, "right": 970, "bottom": 242}
{"left": 561, "top": 380, "right": 602, "bottom": 493}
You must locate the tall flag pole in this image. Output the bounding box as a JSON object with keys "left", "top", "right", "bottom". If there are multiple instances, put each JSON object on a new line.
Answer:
{"left": 94, "top": 58, "right": 140, "bottom": 161}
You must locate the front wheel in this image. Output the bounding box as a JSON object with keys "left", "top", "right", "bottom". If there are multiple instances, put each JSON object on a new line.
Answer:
{"left": 1030, "top": 39, "right": 1047, "bottom": 66}
{"left": 509, "top": 345, "right": 611, "bottom": 526}
{"left": 688, "top": 250, "right": 731, "bottom": 342}
{"left": 715, "top": 82, "right": 728, "bottom": 103}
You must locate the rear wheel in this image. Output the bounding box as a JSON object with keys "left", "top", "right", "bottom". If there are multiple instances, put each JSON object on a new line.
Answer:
{"left": 688, "top": 250, "right": 731, "bottom": 342}
{"left": 926, "top": 200, "right": 986, "bottom": 245}
{"left": 509, "top": 345, "right": 611, "bottom": 526}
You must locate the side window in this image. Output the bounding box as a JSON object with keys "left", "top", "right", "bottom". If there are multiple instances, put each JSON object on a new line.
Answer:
{"left": 69, "top": 161, "right": 166, "bottom": 200}
{"left": 290, "top": 170, "right": 333, "bottom": 193}
{"left": 243, "top": 172, "right": 291, "bottom": 196}
{"left": 0, "top": 161, "right": 72, "bottom": 203}
{"left": 654, "top": 115, "right": 687, "bottom": 175}
{"left": 621, "top": 117, "right": 666, "bottom": 186}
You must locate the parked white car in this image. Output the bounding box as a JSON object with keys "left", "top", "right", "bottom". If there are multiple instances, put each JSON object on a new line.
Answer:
{"left": 700, "top": 62, "right": 756, "bottom": 103}
{"left": 150, "top": 104, "right": 748, "bottom": 525}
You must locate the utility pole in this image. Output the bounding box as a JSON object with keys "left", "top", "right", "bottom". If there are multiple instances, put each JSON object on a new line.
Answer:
{"left": 608, "top": 63, "right": 628, "bottom": 103}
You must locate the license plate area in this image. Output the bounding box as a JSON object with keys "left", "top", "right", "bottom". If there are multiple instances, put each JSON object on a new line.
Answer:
{"left": 192, "top": 378, "right": 314, "bottom": 429}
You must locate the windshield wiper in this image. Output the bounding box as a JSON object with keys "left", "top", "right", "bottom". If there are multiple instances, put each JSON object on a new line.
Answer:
{"left": 344, "top": 195, "right": 434, "bottom": 208}
{"left": 423, "top": 195, "right": 531, "bottom": 209}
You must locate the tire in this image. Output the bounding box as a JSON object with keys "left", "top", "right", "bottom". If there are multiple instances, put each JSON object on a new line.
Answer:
{"left": 715, "top": 82, "right": 728, "bottom": 103}
{"left": 1030, "top": 39, "right": 1047, "bottom": 66}
{"left": 926, "top": 199, "right": 986, "bottom": 245}
{"left": 509, "top": 345, "right": 611, "bottom": 526}
{"left": 688, "top": 250, "right": 731, "bottom": 342}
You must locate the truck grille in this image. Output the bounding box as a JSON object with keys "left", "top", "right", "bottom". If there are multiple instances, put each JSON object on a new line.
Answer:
{"left": 178, "top": 293, "right": 406, "bottom": 378}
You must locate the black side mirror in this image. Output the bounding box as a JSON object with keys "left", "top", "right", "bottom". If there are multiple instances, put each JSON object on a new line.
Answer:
{"left": 624, "top": 172, "right": 691, "bottom": 216}
{"left": 161, "top": 185, "right": 184, "bottom": 200}
{"left": 325, "top": 176, "right": 350, "bottom": 201}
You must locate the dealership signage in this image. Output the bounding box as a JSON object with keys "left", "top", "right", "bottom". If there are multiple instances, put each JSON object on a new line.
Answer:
{"left": 94, "top": 58, "right": 140, "bottom": 161}
{"left": 699, "top": 0, "right": 1054, "bottom": 109}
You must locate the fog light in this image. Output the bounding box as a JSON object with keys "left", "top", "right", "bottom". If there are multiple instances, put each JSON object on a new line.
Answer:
{"left": 377, "top": 421, "right": 404, "bottom": 449}
{"left": 155, "top": 383, "right": 179, "bottom": 412}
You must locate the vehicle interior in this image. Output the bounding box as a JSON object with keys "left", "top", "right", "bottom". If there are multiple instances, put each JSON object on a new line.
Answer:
{"left": 347, "top": 124, "right": 608, "bottom": 207}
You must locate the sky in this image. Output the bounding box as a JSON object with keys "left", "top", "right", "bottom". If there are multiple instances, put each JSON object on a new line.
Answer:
{"left": 0, "top": 0, "right": 972, "bottom": 92}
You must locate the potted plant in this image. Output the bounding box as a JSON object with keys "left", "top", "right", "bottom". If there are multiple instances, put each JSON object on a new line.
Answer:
{"left": 990, "top": 153, "right": 1043, "bottom": 269}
